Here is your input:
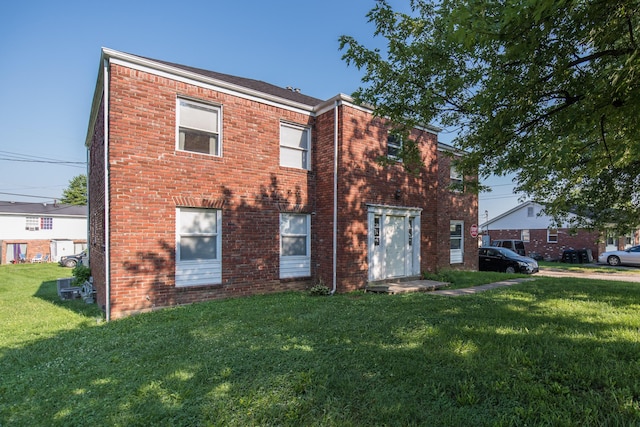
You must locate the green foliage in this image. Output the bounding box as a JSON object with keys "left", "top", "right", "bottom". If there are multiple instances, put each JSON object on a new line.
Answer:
{"left": 340, "top": 0, "right": 640, "bottom": 232}
{"left": 309, "top": 278, "right": 331, "bottom": 296}
{"left": 60, "top": 174, "right": 87, "bottom": 206}
{"left": 71, "top": 264, "right": 91, "bottom": 287}
{"left": 2, "top": 264, "right": 640, "bottom": 425}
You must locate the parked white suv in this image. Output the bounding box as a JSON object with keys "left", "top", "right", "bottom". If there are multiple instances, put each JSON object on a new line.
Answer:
{"left": 491, "top": 240, "right": 526, "bottom": 256}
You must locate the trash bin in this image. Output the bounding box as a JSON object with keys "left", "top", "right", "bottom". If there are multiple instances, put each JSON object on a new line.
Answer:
{"left": 562, "top": 249, "right": 579, "bottom": 264}
{"left": 577, "top": 249, "right": 593, "bottom": 263}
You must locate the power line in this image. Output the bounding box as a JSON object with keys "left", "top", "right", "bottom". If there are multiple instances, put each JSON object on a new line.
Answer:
{"left": 0, "top": 150, "right": 85, "bottom": 167}
{"left": 0, "top": 191, "right": 61, "bottom": 200}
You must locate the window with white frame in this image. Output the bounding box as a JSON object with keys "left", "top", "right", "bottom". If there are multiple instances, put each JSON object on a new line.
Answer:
{"left": 25, "top": 217, "right": 39, "bottom": 231}
{"left": 280, "top": 123, "right": 310, "bottom": 170}
{"left": 547, "top": 228, "right": 558, "bottom": 243}
{"left": 177, "top": 98, "right": 221, "bottom": 156}
{"left": 280, "top": 213, "right": 311, "bottom": 278}
{"left": 176, "top": 208, "right": 222, "bottom": 286}
{"left": 41, "top": 217, "right": 53, "bottom": 230}
{"left": 450, "top": 165, "right": 463, "bottom": 186}
{"left": 521, "top": 229, "right": 530, "bottom": 242}
{"left": 450, "top": 221, "right": 464, "bottom": 264}
{"left": 387, "top": 134, "right": 402, "bottom": 159}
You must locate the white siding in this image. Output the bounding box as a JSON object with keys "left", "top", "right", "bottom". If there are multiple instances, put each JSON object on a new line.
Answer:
{"left": 279, "top": 256, "right": 311, "bottom": 279}
{"left": 0, "top": 214, "right": 87, "bottom": 240}
{"left": 175, "top": 261, "right": 222, "bottom": 287}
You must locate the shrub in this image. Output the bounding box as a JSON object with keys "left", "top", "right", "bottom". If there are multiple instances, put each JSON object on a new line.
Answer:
{"left": 309, "top": 280, "right": 331, "bottom": 296}
{"left": 71, "top": 264, "right": 91, "bottom": 286}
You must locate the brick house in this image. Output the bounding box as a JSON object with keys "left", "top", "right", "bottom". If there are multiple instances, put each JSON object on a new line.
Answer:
{"left": 85, "top": 48, "right": 478, "bottom": 319}
{"left": 480, "top": 201, "right": 640, "bottom": 260}
{"left": 0, "top": 201, "right": 87, "bottom": 264}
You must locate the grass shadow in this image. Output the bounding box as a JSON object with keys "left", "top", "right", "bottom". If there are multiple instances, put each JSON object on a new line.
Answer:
{"left": 33, "top": 278, "right": 104, "bottom": 319}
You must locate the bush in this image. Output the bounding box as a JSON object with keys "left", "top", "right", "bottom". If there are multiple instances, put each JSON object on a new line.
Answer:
{"left": 309, "top": 280, "right": 331, "bottom": 296}
{"left": 71, "top": 264, "right": 91, "bottom": 286}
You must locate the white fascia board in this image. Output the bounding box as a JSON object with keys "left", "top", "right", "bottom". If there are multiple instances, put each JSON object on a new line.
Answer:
{"left": 102, "top": 48, "right": 315, "bottom": 116}
{"left": 315, "top": 93, "right": 442, "bottom": 135}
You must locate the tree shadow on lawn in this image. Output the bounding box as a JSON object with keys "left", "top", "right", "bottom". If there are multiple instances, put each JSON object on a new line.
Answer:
{"left": 2, "top": 280, "right": 639, "bottom": 426}
{"left": 33, "top": 279, "right": 104, "bottom": 319}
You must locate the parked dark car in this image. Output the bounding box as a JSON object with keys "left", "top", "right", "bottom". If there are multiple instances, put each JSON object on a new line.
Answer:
{"left": 491, "top": 239, "right": 526, "bottom": 256}
{"left": 479, "top": 246, "right": 539, "bottom": 274}
{"left": 59, "top": 249, "right": 87, "bottom": 268}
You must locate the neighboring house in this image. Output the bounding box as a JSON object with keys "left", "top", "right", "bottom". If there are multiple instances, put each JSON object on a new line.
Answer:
{"left": 0, "top": 201, "right": 87, "bottom": 264}
{"left": 86, "top": 48, "right": 478, "bottom": 319}
{"left": 479, "top": 201, "right": 640, "bottom": 260}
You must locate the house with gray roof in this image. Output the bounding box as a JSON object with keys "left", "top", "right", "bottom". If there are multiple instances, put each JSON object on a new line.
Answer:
{"left": 0, "top": 201, "right": 87, "bottom": 264}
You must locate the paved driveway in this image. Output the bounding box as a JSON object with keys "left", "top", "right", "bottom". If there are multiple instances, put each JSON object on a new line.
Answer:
{"left": 537, "top": 266, "right": 640, "bottom": 283}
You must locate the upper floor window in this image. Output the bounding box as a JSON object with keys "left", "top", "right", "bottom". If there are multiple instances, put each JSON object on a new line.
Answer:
{"left": 25, "top": 217, "right": 39, "bottom": 231}
{"left": 527, "top": 206, "right": 534, "bottom": 217}
{"left": 387, "top": 134, "right": 402, "bottom": 159}
{"left": 450, "top": 165, "right": 463, "bottom": 186}
{"left": 280, "top": 123, "right": 310, "bottom": 170}
{"left": 41, "top": 217, "right": 53, "bottom": 230}
{"left": 177, "top": 98, "right": 221, "bottom": 156}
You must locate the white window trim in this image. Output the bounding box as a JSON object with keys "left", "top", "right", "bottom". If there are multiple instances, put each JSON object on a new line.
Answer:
{"left": 25, "top": 216, "right": 39, "bottom": 231}
{"left": 280, "top": 213, "right": 311, "bottom": 278}
{"left": 547, "top": 228, "right": 559, "bottom": 243}
{"left": 450, "top": 220, "right": 464, "bottom": 264}
{"left": 387, "top": 134, "right": 403, "bottom": 160}
{"left": 521, "top": 229, "right": 530, "bottom": 242}
{"left": 280, "top": 122, "right": 311, "bottom": 170}
{"left": 450, "top": 165, "right": 463, "bottom": 185}
{"left": 176, "top": 97, "right": 222, "bottom": 157}
{"left": 175, "top": 208, "right": 222, "bottom": 287}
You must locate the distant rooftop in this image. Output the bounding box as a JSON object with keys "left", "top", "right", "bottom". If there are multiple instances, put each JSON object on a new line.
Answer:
{"left": 0, "top": 201, "right": 87, "bottom": 216}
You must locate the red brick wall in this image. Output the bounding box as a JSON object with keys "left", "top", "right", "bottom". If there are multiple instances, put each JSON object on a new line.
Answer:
{"left": 488, "top": 228, "right": 601, "bottom": 260}
{"left": 437, "top": 154, "right": 479, "bottom": 270}
{"left": 88, "top": 95, "right": 107, "bottom": 311}
{"left": 103, "top": 63, "right": 312, "bottom": 318}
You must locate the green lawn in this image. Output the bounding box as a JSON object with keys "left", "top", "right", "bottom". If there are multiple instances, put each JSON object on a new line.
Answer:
{"left": 1, "top": 264, "right": 639, "bottom": 426}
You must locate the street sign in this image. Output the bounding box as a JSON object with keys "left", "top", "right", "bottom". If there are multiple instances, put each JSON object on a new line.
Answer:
{"left": 470, "top": 224, "right": 479, "bottom": 238}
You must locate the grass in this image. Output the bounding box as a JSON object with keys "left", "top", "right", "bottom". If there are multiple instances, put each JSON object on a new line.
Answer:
{"left": 1, "top": 264, "right": 640, "bottom": 426}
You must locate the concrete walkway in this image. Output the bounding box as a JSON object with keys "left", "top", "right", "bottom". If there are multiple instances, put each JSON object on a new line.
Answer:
{"left": 366, "top": 277, "right": 536, "bottom": 296}
{"left": 429, "top": 278, "right": 536, "bottom": 296}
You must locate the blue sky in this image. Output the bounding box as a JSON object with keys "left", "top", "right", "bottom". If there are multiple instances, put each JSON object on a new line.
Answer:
{"left": 0, "top": 0, "right": 521, "bottom": 220}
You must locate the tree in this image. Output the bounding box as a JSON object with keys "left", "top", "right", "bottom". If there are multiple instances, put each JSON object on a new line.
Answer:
{"left": 340, "top": 0, "right": 640, "bottom": 233}
{"left": 60, "top": 174, "right": 87, "bottom": 206}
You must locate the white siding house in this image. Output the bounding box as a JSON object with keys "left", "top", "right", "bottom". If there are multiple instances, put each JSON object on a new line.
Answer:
{"left": 0, "top": 201, "right": 87, "bottom": 264}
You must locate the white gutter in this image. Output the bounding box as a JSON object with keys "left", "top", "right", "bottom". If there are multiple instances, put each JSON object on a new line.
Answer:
{"left": 331, "top": 100, "right": 339, "bottom": 295}
{"left": 103, "top": 56, "right": 111, "bottom": 321}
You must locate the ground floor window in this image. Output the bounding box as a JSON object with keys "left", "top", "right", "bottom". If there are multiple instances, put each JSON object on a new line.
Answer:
{"left": 280, "top": 213, "right": 311, "bottom": 278}
{"left": 450, "top": 221, "right": 463, "bottom": 264}
{"left": 547, "top": 228, "right": 558, "bottom": 243}
{"left": 175, "top": 208, "right": 222, "bottom": 286}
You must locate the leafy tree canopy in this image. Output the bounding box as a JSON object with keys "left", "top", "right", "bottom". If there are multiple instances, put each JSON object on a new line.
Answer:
{"left": 60, "top": 174, "right": 87, "bottom": 206}
{"left": 340, "top": 0, "right": 640, "bottom": 233}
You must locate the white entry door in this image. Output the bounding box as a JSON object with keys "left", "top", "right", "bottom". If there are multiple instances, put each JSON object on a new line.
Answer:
{"left": 385, "top": 215, "right": 406, "bottom": 278}
{"left": 368, "top": 206, "right": 421, "bottom": 281}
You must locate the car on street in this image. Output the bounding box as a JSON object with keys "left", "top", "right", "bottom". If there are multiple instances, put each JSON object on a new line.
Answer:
{"left": 59, "top": 249, "right": 87, "bottom": 268}
{"left": 598, "top": 245, "right": 640, "bottom": 266}
{"left": 479, "top": 246, "right": 539, "bottom": 274}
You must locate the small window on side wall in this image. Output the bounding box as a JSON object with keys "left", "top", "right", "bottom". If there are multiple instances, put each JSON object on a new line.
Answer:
{"left": 387, "top": 134, "right": 402, "bottom": 159}
{"left": 177, "top": 98, "right": 221, "bottom": 156}
{"left": 280, "top": 123, "right": 310, "bottom": 170}
{"left": 547, "top": 228, "right": 558, "bottom": 243}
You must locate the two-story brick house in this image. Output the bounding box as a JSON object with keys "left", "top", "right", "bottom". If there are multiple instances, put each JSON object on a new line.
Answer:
{"left": 86, "top": 48, "right": 478, "bottom": 319}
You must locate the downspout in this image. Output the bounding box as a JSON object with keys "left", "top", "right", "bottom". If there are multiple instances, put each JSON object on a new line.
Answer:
{"left": 331, "top": 99, "right": 339, "bottom": 295}
{"left": 103, "top": 56, "right": 111, "bottom": 321}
